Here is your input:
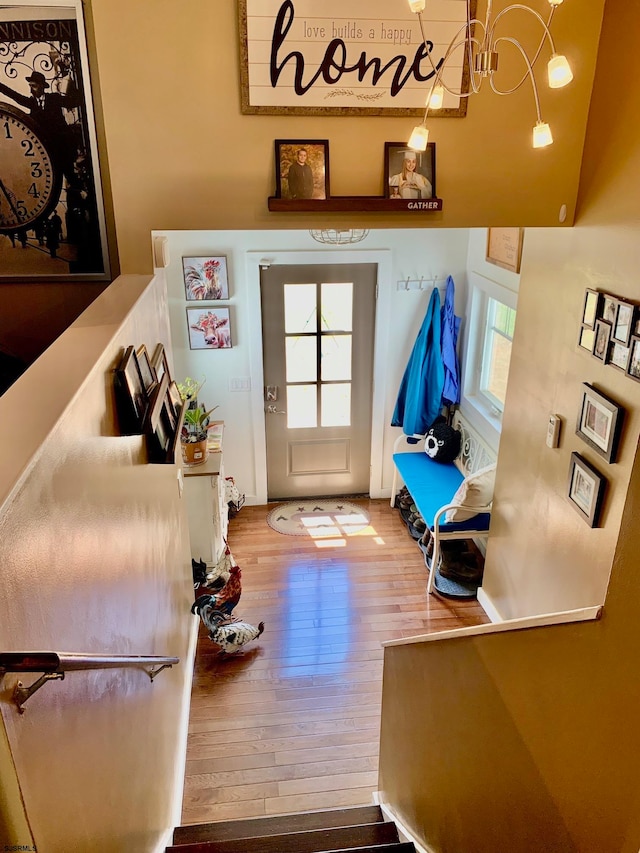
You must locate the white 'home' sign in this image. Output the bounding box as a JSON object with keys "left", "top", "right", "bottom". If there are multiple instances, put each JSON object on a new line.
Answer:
{"left": 239, "top": 0, "right": 472, "bottom": 116}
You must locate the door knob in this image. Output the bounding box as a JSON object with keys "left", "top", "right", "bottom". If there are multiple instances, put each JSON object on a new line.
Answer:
{"left": 266, "top": 405, "right": 286, "bottom": 414}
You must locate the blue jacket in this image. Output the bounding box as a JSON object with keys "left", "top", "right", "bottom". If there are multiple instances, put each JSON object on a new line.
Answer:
{"left": 441, "top": 275, "right": 461, "bottom": 406}
{"left": 391, "top": 287, "right": 445, "bottom": 436}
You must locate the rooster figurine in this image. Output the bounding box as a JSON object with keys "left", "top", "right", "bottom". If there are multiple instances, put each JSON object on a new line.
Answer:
{"left": 191, "top": 599, "right": 264, "bottom": 654}
{"left": 192, "top": 542, "right": 242, "bottom": 609}
{"left": 195, "top": 564, "right": 242, "bottom": 615}
{"left": 192, "top": 558, "right": 225, "bottom": 592}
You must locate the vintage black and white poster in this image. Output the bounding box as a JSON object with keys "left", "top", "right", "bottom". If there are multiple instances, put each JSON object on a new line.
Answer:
{"left": 0, "top": 2, "right": 110, "bottom": 281}
{"left": 239, "top": 0, "right": 473, "bottom": 116}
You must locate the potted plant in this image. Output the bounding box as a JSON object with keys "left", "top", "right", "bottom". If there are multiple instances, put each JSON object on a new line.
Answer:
{"left": 178, "top": 377, "right": 217, "bottom": 466}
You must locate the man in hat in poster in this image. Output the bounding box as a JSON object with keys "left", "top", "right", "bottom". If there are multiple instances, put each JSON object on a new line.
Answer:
{"left": 389, "top": 150, "right": 433, "bottom": 199}
{"left": 0, "top": 70, "right": 82, "bottom": 181}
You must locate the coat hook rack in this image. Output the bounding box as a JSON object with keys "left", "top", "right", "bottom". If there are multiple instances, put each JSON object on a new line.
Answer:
{"left": 397, "top": 275, "right": 447, "bottom": 292}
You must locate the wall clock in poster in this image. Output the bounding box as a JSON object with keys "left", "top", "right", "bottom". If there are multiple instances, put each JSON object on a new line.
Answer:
{"left": 1, "top": 102, "right": 62, "bottom": 228}
{"left": 0, "top": 2, "right": 111, "bottom": 281}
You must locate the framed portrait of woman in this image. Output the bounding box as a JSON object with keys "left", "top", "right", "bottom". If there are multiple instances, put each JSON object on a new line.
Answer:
{"left": 384, "top": 143, "right": 436, "bottom": 200}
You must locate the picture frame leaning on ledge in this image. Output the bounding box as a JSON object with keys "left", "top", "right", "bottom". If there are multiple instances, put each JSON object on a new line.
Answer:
{"left": 384, "top": 142, "right": 436, "bottom": 200}
{"left": 274, "top": 140, "right": 329, "bottom": 200}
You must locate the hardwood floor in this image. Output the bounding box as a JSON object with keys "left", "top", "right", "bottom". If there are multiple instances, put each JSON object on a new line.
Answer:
{"left": 181, "top": 499, "right": 488, "bottom": 825}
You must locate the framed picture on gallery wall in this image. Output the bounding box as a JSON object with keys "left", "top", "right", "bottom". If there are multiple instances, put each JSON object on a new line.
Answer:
{"left": 182, "top": 256, "right": 229, "bottom": 300}
{"left": 609, "top": 341, "right": 631, "bottom": 372}
{"left": 384, "top": 143, "right": 436, "bottom": 200}
{"left": 274, "top": 140, "right": 329, "bottom": 200}
{"left": 612, "top": 300, "right": 635, "bottom": 346}
{"left": 0, "top": 1, "right": 111, "bottom": 282}
{"left": 567, "top": 452, "right": 606, "bottom": 528}
{"left": 578, "top": 325, "right": 596, "bottom": 353}
{"left": 486, "top": 228, "right": 524, "bottom": 274}
{"left": 592, "top": 320, "right": 611, "bottom": 362}
{"left": 626, "top": 336, "right": 640, "bottom": 382}
{"left": 581, "top": 289, "right": 601, "bottom": 329}
{"left": 575, "top": 383, "right": 624, "bottom": 464}
{"left": 186, "top": 307, "right": 232, "bottom": 350}
{"left": 601, "top": 295, "right": 617, "bottom": 325}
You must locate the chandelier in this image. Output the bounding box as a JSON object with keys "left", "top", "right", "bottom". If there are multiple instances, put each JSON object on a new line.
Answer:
{"left": 309, "top": 229, "right": 370, "bottom": 245}
{"left": 406, "top": 0, "right": 573, "bottom": 151}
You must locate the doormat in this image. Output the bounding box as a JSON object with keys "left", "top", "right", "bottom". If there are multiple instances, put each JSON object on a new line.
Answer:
{"left": 266, "top": 501, "right": 370, "bottom": 537}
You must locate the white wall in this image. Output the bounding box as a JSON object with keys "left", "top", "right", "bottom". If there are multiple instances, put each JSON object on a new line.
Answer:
{"left": 155, "top": 228, "right": 470, "bottom": 503}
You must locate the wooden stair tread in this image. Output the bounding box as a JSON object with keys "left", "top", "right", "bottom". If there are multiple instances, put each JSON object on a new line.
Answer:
{"left": 316, "top": 846, "right": 415, "bottom": 853}
{"left": 166, "top": 819, "right": 399, "bottom": 852}
{"left": 312, "top": 846, "right": 415, "bottom": 853}
{"left": 173, "top": 805, "right": 384, "bottom": 845}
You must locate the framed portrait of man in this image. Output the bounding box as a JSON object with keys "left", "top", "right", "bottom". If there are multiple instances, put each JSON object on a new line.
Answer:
{"left": 274, "top": 140, "right": 330, "bottom": 200}
{"left": 0, "top": 1, "right": 111, "bottom": 281}
{"left": 384, "top": 143, "right": 436, "bottom": 200}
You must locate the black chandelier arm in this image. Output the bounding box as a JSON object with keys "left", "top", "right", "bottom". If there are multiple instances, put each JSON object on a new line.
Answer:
{"left": 490, "top": 36, "right": 543, "bottom": 123}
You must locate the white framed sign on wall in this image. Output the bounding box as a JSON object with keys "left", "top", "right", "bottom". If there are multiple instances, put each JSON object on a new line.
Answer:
{"left": 238, "top": 0, "right": 474, "bottom": 116}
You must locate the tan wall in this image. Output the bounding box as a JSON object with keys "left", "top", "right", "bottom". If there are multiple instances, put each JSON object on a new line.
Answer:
{"left": 380, "top": 507, "right": 640, "bottom": 853}
{"left": 0, "top": 275, "right": 194, "bottom": 852}
{"left": 378, "top": 2, "right": 640, "bottom": 850}
{"left": 380, "top": 438, "right": 640, "bottom": 853}
{"left": 482, "top": 0, "right": 640, "bottom": 619}
{"left": 0, "top": 282, "right": 106, "bottom": 366}
{"left": 0, "top": 2, "right": 606, "bottom": 371}
{"left": 86, "top": 0, "right": 605, "bottom": 274}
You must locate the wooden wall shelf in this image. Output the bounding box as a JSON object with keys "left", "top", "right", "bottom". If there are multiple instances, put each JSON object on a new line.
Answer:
{"left": 268, "top": 197, "right": 443, "bottom": 213}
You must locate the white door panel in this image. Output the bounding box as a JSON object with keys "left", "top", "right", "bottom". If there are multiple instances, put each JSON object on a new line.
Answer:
{"left": 261, "top": 263, "right": 377, "bottom": 499}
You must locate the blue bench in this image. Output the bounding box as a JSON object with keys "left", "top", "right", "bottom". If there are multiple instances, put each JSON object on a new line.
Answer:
{"left": 390, "top": 412, "right": 495, "bottom": 594}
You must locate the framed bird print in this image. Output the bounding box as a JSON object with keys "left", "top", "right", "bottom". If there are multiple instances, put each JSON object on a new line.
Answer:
{"left": 0, "top": 1, "right": 111, "bottom": 282}
{"left": 182, "top": 256, "right": 230, "bottom": 300}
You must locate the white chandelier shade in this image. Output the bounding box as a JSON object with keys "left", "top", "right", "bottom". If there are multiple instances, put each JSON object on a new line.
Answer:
{"left": 407, "top": 0, "right": 573, "bottom": 152}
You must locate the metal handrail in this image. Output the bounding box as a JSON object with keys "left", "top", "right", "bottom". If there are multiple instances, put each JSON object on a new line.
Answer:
{"left": 0, "top": 651, "right": 179, "bottom": 713}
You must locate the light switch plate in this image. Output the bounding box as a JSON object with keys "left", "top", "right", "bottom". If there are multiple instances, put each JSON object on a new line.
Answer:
{"left": 546, "top": 414, "right": 561, "bottom": 448}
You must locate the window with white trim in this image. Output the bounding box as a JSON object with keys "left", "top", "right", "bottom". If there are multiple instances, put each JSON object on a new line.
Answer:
{"left": 463, "top": 273, "right": 518, "bottom": 432}
{"left": 479, "top": 298, "right": 516, "bottom": 413}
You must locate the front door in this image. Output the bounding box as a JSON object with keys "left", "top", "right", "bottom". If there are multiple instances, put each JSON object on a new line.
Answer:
{"left": 260, "top": 263, "right": 377, "bottom": 499}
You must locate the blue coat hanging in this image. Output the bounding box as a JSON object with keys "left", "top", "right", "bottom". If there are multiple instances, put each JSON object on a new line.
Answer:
{"left": 391, "top": 286, "right": 445, "bottom": 436}
{"left": 441, "top": 275, "right": 461, "bottom": 406}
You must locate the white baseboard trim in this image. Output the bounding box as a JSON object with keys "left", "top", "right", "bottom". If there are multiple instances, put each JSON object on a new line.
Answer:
{"left": 476, "top": 585, "right": 503, "bottom": 622}
{"left": 373, "top": 793, "right": 435, "bottom": 853}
